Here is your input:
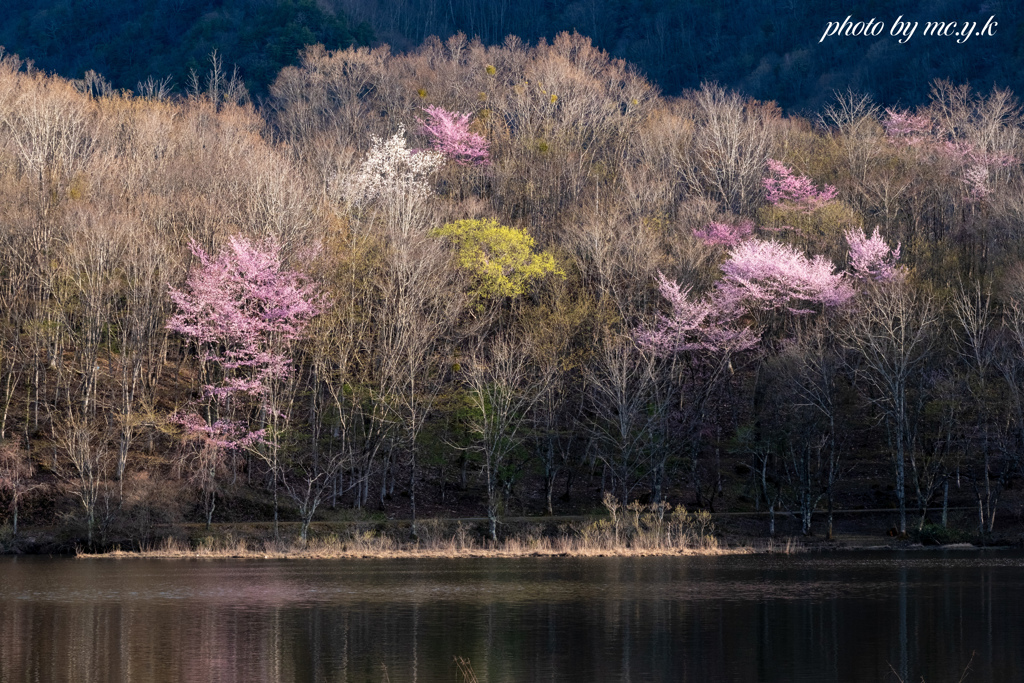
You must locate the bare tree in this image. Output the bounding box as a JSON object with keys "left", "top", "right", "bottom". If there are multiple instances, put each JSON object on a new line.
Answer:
{"left": 186, "top": 50, "right": 249, "bottom": 111}
{"left": 522, "top": 292, "right": 589, "bottom": 514}
{"left": 465, "top": 331, "right": 550, "bottom": 541}
{"left": 175, "top": 435, "right": 227, "bottom": 530}
{"left": 775, "top": 319, "right": 846, "bottom": 537}
{"left": 0, "top": 442, "right": 42, "bottom": 538}
{"left": 372, "top": 232, "right": 463, "bottom": 534}
{"left": 585, "top": 332, "right": 659, "bottom": 507}
{"left": 841, "top": 278, "right": 938, "bottom": 536}
{"left": 993, "top": 289, "right": 1024, "bottom": 534}
{"left": 674, "top": 83, "right": 779, "bottom": 214}
{"left": 950, "top": 281, "right": 1003, "bottom": 534}
{"left": 53, "top": 416, "right": 110, "bottom": 547}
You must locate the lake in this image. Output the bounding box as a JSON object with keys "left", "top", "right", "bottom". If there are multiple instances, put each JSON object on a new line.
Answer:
{"left": 0, "top": 550, "right": 1020, "bottom": 682}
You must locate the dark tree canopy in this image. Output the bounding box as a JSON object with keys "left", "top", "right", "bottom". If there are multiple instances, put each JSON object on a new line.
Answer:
{"left": 1, "top": 0, "right": 1021, "bottom": 108}
{"left": 0, "top": 0, "right": 373, "bottom": 97}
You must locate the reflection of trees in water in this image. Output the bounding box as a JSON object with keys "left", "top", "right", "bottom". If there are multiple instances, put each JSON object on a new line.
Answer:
{"left": 0, "top": 557, "right": 1013, "bottom": 681}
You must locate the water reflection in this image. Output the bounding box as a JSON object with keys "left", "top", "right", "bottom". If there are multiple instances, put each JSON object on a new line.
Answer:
{"left": 0, "top": 552, "right": 1021, "bottom": 682}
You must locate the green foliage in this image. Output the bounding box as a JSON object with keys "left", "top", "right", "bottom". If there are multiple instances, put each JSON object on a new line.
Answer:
{"left": 432, "top": 219, "right": 565, "bottom": 302}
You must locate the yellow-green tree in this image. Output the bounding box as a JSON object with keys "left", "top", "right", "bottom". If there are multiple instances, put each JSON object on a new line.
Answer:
{"left": 432, "top": 218, "right": 564, "bottom": 301}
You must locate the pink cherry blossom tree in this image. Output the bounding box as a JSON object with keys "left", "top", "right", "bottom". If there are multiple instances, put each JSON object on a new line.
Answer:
{"left": 693, "top": 219, "right": 754, "bottom": 247}
{"left": 717, "top": 239, "right": 853, "bottom": 316}
{"left": 635, "top": 271, "right": 758, "bottom": 355}
{"left": 639, "top": 240, "right": 851, "bottom": 356}
{"left": 634, "top": 273, "right": 756, "bottom": 510}
{"left": 935, "top": 141, "right": 1015, "bottom": 201}
{"left": 638, "top": 238, "right": 850, "bottom": 518}
{"left": 845, "top": 227, "right": 902, "bottom": 282}
{"left": 417, "top": 105, "right": 490, "bottom": 166}
{"left": 883, "top": 108, "right": 932, "bottom": 145}
{"left": 763, "top": 159, "right": 837, "bottom": 213}
{"left": 169, "top": 235, "right": 321, "bottom": 398}
{"left": 168, "top": 235, "right": 322, "bottom": 531}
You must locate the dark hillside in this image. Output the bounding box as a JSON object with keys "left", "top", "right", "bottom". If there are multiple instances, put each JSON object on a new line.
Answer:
{"left": 0, "top": 0, "right": 372, "bottom": 97}
{"left": 356, "top": 0, "right": 1019, "bottom": 110}
{"left": 0, "top": 0, "right": 1021, "bottom": 109}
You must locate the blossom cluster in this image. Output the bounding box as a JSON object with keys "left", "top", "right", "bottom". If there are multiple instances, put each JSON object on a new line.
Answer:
{"left": 346, "top": 126, "right": 444, "bottom": 205}
{"left": 417, "top": 105, "right": 490, "bottom": 166}
{"left": 884, "top": 110, "right": 1017, "bottom": 201}
{"left": 638, "top": 237, "right": 855, "bottom": 356}
{"left": 844, "top": 227, "right": 901, "bottom": 281}
{"left": 883, "top": 108, "right": 932, "bottom": 145}
{"left": 172, "top": 412, "right": 266, "bottom": 451}
{"left": 635, "top": 271, "right": 758, "bottom": 354}
{"left": 168, "top": 236, "right": 321, "bottom": 391}
{"left": 763, "top": 159, "right": 837, "bottom": 213}
{"left": 693, "top": 219, "right": 754, "bottom": 247}
{"left": 717, "top": 239, "right": 853, "bottom": 314}
{"left": 168, "top": 236, "right": 322, "bottom": 445}
{"left": 946, "top": 144, "right": 1015, "bottom": 200}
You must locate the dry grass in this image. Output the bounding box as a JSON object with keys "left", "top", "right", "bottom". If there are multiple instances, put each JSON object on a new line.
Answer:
{"left": 78, "top": 504, "right": 766, "bottom": 560}
{"left": 82, "top": 531, "right": 752, "bottom": 560}
{"left": 80, "top": 499, "right": 850, "bottom": 560}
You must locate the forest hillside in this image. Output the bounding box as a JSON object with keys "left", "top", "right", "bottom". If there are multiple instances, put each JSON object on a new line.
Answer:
{"left": 1, "top": 33, "right": 1023, "bottom": 550}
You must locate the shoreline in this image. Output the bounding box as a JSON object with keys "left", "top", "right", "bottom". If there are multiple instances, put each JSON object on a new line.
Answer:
{"left": 69, "top": 533, "right": 997, "bottom": 561}
{"left": 6, "top": 512, "right": 1018, "bottom": 558}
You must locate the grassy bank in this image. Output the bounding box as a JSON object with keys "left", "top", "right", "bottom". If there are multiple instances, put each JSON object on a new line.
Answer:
{"left": 74, "top": 503, "right": 938, "bottom": 559}
{"left": 82, "top": 533, "right": 752, "bottom": 560}
{"left": 12, "top": 504, "right": 1009, "bottom": 558}
{"left": 77, "top": 509, "right": 769, "bottom": 559}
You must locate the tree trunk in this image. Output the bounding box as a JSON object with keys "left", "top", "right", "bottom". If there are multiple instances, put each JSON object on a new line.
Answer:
{"left": 826, "top": 491, "right": 834, "bottom": 541}
{"left": 410, "top": 457, "right": 418, "bottom": 539}
{"left": 895, "top": 413, "right": 907, "bottom": 536}
{"left": 486, "top": 451, "right": 498, "bottom": 542}
{"left": 273, "top": 473, "right": 280, "bottom": 540}
{"left": 977, "top": 494, "right": 985, "bottom": 538}
{"left": 205, "top": 493, "right": 215, "bottom": 530}
{"left": 544, "top": 442, "right": 556, "bottom": 515}
{"left": 941, "top": 477, "right": 949, "bottom": 528}
{"left": 800, "top": 448, "right": 813, "bottom": 536}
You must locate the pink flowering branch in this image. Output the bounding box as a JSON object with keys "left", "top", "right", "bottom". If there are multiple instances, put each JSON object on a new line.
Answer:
{"left": 694, "top": 219, "right": 754, "bottom": 247}
{"left": 845, "top": 227, "right": 902, "bottom": 282}
{"left": 168, "top": 236, "right": 322, "bottom": 393}
{"left": 938, "top": 143, "right": 1016, "bottom": 201}
{"left": 417, "top": 105, "right": 490, "bottom": 166}
{"left": 717, "top": 239, "right": 853, "bottom": 315}
{"left": 883, "top": 110, "right": 1016, "bottom": 202}
{"left": 883, "top": 108, "right": 932, "bottom": 145}
{"left": 168, "top": 236, "right": 323, "bottom": 448}
{"left": 963, "top": 165, "right": 992, "bottom": 201}
{"left": 636, "top": 271, "right": 758, "bottom": 355}
{"left": 172, "top": 412, "right": 266, "bottom": 451}
{"left": 763, "top": 159, "right": 837, "bottom": 213}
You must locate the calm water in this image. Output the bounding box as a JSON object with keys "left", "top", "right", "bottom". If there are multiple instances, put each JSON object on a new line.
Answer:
{"left": 0, "top": 551, "right": 1021, "bottom": 682}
